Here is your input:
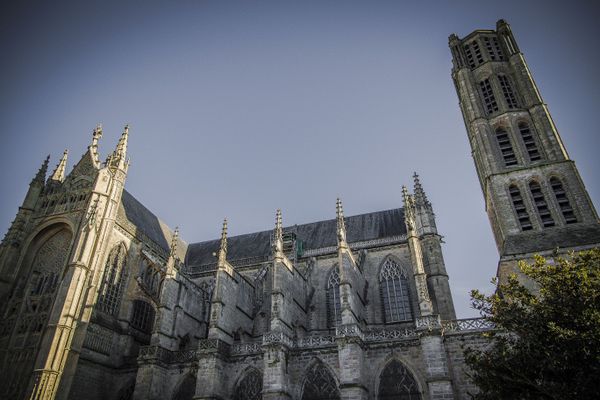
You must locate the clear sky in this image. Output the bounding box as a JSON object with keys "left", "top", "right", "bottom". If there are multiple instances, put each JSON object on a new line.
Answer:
{"left": 1, "top": 0, "right": 598, "bottom": 318}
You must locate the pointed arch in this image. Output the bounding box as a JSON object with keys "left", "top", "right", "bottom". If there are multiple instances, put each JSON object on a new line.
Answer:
{"left": 301, "top": 359, "right": 340, "bottom": 400}
{"left": 96, "top": 242, "right": 129, "bottom": 316}
{"left": 326, "top": 265, "right": 341, "bottom": 328}
{"left": 377, "top": 359, "right": 422, "bottom": 400}
{"left": 233, "top": 367, "right": 263, "bottom": 400}
{"left": 172, "top": 373, "right": 196, "bottom": 400}
{"left": 379, "top": 257, "right": 412, "bottom": 323}
{"left": 549, "top": 177, "right": 577, "bottom": 224}
{"left": 528, "top": 180, "right": 554, "bottom": 228}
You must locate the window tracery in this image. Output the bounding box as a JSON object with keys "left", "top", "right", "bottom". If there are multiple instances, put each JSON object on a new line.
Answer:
{"left": 379, "top": 259, "right": 412, "bottom": 323}
{"left": 326, "top": 268, "right": 341, "bottom": 328}
{"left": 301, "top": 362, "right": 340, "bottom": 400}
{"left": 233, "top": 369, "right": 263, "bottom": 400}
{"left": 378, "top": 360, "right": 421, "bottom": 400}
{"left": 96, "top": 244, "right": 129, "bottom": 316}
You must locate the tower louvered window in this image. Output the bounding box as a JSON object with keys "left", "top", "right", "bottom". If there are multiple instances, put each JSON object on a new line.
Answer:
{"left": 509, "top": 185, "right": 533, "bottom": 231}
{"left": 518, "top": 122, "right": 541, "bottom": 162}
{"left": 464, "top": 41, "right": 483, "bottom": 68}
{"left": 131, "top": 300, "right": 155, "bottom": 334}
{"left": 480, "top": 79, "right": 499, "bottom": 114}
{"left": 495, "top": 128, "right": 518, "bottom": 166}
{"left": 326, "top": 269, "right": 341, "bottom": 327}
{"left": 97, "top": 244, "right": 129, "bottom": 316}
{"left": 529, "top": 181, "right": 555, "bottom": 227}
{"left": 550, "top": 178, "right": 577, "bottom": 224}
{"left": 498, "top": 75, "right": 519, "bottom": 109}
{"left": 483, "top": 36, "right": 504, "bottom": 61}
{"left": 379, "top": 259, "right": 412, "bottom": 323}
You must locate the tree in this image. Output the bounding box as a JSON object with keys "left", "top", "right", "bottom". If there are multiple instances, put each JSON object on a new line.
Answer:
{"left": 465, "top": 249, "right": 600, "bottom": 400}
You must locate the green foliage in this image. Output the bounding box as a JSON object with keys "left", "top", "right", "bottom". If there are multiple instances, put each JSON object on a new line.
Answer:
{"left": 465, "top": 249, "right": 600, "bottom": 400}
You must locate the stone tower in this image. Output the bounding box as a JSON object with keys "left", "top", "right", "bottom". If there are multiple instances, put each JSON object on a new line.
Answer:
{"left": 449, "top": 19, "right": 600, "bottom": 282}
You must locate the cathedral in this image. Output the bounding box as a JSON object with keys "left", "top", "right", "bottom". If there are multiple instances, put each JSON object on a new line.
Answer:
{"left": 0, "top": 19, "right": 598, "bottom": 400}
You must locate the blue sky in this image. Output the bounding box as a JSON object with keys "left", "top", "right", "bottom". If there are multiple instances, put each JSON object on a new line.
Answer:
{"left": 1, "top": 0, "right": 598, "bottom": 317}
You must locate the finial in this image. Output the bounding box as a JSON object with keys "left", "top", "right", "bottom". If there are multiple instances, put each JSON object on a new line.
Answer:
{"left": 336, "top": 198, "right": 347, "bottom": 245}
{"left": 219, "top": 218, "right": 228, "bottom": 256}
{"left": 107, "top": 124, "right": 130, "bottom": 169}
{"left": 170, "top": 226, "right": 179, "bottom": 257}
{"left": 402, "top": 185, "right": 416, "bottom": 230}
{"left": 273, "top": 209, "right": 283, "bottom": 254}
{"left": 32, "top": 155, "right": 50, "bottom": 185}
{"left": 90, "top": 124, "right": 103, "bottom": 165}
{"left": 50, "top": 149, "right": 68, "bottom": 182}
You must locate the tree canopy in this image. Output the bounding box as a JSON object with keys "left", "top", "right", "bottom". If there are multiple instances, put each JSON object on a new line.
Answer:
{"left": 465, "top": 249, "right": 600, "bottom": 400}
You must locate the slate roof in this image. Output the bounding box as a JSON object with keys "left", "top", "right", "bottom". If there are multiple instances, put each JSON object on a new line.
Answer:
{"left": 185, "top": 208, "right": 406, "bottom": 268}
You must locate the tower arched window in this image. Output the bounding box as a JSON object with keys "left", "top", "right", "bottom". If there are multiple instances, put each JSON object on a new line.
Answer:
{"left": 529, "top": 181, "right": 555, "bottom": 228}
{"left": 509, "top": 185, "right": 532, "bottom": 231}
{"left": 495, "top": 127, "right": 518, "bottom": 167}
{"left": 379, "top": 259, "right": 412, "bottom": 323}
{"left": 326, "top": 268, "right": 341, "bottom": 328}
{"left": 97, "top": 244, "right": 129, "bottom": 316}
{"left": 480, "top": 79, "right": 499, "bottom": 114}
{"left": 498, "top": 75, "right": 519, "bottom": 109}
{"left": 518, "top": 122, "right": 541, "bottom": 162}
{"left": 550, "top": 177, "right": 577, "bottom": 224}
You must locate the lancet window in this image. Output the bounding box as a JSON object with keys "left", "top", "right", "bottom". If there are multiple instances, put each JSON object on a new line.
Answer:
{"left": 326, "top": 268, "right": 342, "bottom": 328}
{"left": 96, "top": 244, "right": 129, "bottom": 316}
{"left": 379, "top": 259, "right": 412, "bottom": 323}
{"left": 550, "top": 177, "right": 577, "bottom": 224}
{"left": 518, "top": 122, "right": 541, "bottom": 162}
{"left": 529, "top": 181, "right": 555, "bottom": 228}
{"left": 480, "top": 78, "right": 499, "bottom": 114}
{"left": 233, "top": 369, "right": 263, "bottom": 400}
{"left": 498, "top": 75, "right": 519, "bottom": 109}
{"left": 495, "top": 127, "right": 518, "bottom": 167}
{"left": 509, "top": 185, "right": 533, "bottom": 231}
{"left": 378, "top": 360, "right": 421, "bottom": 400}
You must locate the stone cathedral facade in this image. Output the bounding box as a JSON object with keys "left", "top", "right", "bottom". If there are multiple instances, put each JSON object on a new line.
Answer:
{"left": 0, "top": 19, "right": 598, "bottom": 400}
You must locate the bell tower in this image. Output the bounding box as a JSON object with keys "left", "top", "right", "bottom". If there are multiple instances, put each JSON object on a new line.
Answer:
{"left": 449, "top": 19, "right": 600, "bottom": 281}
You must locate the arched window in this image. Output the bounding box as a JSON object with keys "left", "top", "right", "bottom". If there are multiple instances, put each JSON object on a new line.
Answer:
{"left": 498, "top": 75, "right": 519, "bottom": 109}
{"left": 480, "top": 79, "right": 499, "bottom": 114}
{"left": 131, "top": 300, "right": 155, "bottom": 334}
{"left": 509, "top": 185, "right": 532, "bottom": 231}
{"left": 172, "top": 374, "right": 196, "bottom": 400}
{"left": 378, "top": 360, "right": 421, "bottom": 400}
{"left": 518, "top": 122, "right": 541, "bottom": 162}
{"left": 550, "top": 178, "right": 577, "bottom": 224}
{"left": 379, "top": 259, "right": 412, "bottom": 323}
{"left": 233, "top": 369, "right": 263, "bottom": 400}
{"left": 529, "top": 181, "right": 555, "bottom": 227}
{"left": 301, "top": 362, "right": 340, "bottom": 400}
{"left": 495, "top": 127, "right": 518, "bottom": 166}
{"left": 96, "top": 244, "right": 129, "bottom": 316}
{"left": 326, "top": 268, "right": 341, "bottom": 328}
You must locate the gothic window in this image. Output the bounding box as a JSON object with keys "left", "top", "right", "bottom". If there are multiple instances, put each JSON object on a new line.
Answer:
{"left": 529, "top": 181, "right": 555, "bottom": 228}
{"left": 518, "top": 122, "right": 541, "bottom": 162}
{"left": 480, "top": 79, "right": 499, "bottom": 114}
{"left": 498, "top": 75, "right": 519, "bottom": 109}
{"left": 550, "top": 177, "right": 578, "bottom": 224}
{"left": 131, "top": 300, "right": 155, "bottom": 334}
{"left": 326, "top": 268, "right": 341, "bottom": 328}
{"left": 96, "top": 244, "right": 129, "bottom": 316}
{"left": 233, "top": 369, "right": 263, "bottom": 400}
{"left": 379, "top": 259, "right": 412, "bottom": 323}
{"left": 378, "top": 360, "right": 421, "bottom": 400}
{"left": 495, "top": 127, "right": 518, "bottom": 167}
{"left": 509, "top": 185, "right": 533, "bottom": 231}
{"left": 301, "top": 362, "right": 340, "bottom": 400}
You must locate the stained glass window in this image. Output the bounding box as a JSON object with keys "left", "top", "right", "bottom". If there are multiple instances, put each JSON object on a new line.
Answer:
{"left": 301, "top": 362, "right": 340, "bottom": 400}
{"left": 326, "top": 268, "right": 341, "bottom": 328}
{"left": 96, "top": 244, "right": 129, "bottom": 316}
{"left": 233, "top": 369, "right": 263, "bottom": 400}
{"left": 378, "top": 360, "right": 421, "bottom": 400}
{"left": 379, "top": 259, "right": 412, "bottom": 323}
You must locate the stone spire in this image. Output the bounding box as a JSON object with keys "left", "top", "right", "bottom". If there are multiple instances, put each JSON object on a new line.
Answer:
{"left": 50, "top": 149, "right": 68, "bottom": 182}
{"left": 336, "top": 198, "right": 348, "bottom": 247}
{"left": 413, "top": 172, "right": 431, "bottom": 208}
{"left": 90, "top": 124, "right": 103, "bottom": 166}
{"left": 31, "top": 155, "right": 50, "bottom": 185}
{"left": 170, "top": 226, "right": 179, "bottom": 259}
{"left": 402, "top": 185, "right": 415, "bottom": 231}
